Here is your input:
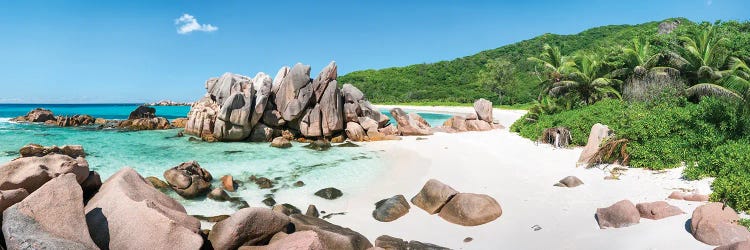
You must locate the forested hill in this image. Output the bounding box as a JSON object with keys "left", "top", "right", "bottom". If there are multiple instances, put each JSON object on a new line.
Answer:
{"left": 338, "top": 18, "right": 683, "bottom": 105}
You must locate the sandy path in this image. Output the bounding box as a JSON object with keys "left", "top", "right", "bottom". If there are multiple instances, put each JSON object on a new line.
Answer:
{"left": 315, "top": 108, "right": 713, "bottom": 249}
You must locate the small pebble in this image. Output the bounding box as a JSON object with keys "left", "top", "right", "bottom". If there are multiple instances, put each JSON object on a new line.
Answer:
{"left": 463, "top": 237, "right": 473, "bottom": 243}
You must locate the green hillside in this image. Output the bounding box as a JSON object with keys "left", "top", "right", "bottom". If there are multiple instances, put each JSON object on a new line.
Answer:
{"left": 338, "top": 18, "right": 687, "bottom": 105}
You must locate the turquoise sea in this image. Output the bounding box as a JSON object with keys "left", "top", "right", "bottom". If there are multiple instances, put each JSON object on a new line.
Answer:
{"left": 0, "top": 104, "right": 451, "bottom": 216}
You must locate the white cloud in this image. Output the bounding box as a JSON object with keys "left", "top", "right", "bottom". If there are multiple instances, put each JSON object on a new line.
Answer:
{"left": 175, "top": 14, "right": 218, "bottom": 34}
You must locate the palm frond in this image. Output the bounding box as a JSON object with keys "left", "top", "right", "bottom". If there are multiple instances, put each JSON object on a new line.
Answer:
{"left": 685, "top": 83, "right": 743, "bottom": 101}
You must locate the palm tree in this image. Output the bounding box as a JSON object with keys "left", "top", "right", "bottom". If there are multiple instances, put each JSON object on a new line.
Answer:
{"left": 622, "top": 37, "right": 675, "bottom": 77}
{"left": 668, "top": 25, "right": 741, "bottom": 100}
{"left": 528, "top": 44, "right": 576, "bottom": 100}
{"left": 549, "top": 54, "right": 623, "bottom": 105}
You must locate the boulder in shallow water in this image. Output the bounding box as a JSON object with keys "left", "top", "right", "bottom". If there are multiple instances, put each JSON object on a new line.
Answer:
{"left": 595, "top": 200, "right": 640, "bottom": 229}
{"left": 438, "top": 193, "right": 502, "bottom": 226}
{"left": 410, "top": 179, "right": 458, "bottom": 214}
{"left": 118, "top": 117, "right": 172, "bottom": 130}
{"left": 270, "top": 137, "right": 292, "bottom": 148}
{"left": 290, "top": 214, "right": 373, "bottom": 250}
{"left": 315, "top": 187, "right": 343, "bottom": 200}
{"left": 208, "top": 188, "right": 231, "bottom": 201}
{"left": 691, "top": 202, "right": 750, "bottom": 246}
{"left": 636, "top": 201, "right": 684, "bottom": 220}
{"left": 85, "top": 167, "right": 202, "bottom": 249}
{"left": 12, "top": 108, "right": 56, "bottom": 123}
{"left": 220, "top": 175, "right": 237, "bottom": 192}
{"left": 373, "top": 195, "right": 410, "bottom": 222}
{"left": 129, "top": 105, "right": 157, "bottom": 119}
{"left": 163, "top": 161, "right": 213, "bottom": 198}
{"left": 304, "top": 140, "right": 332, "bottom": 151}
{"left": 3, "top": 174, "right": 99, "bottom": 249}
{"left": 19, "top": 144, "right": 86, "bottom": 158}
{"left": 0, "top": 154, "right": 90, "bottom": 194}
{"left": 208, "top": 207, "right": 290, "bottom": 249}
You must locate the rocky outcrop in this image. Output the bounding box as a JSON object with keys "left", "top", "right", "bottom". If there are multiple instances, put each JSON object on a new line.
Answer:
{"left": 411, "top": 179, "right": 458, "bottom": 214}
{"left": 315, "top": 187, "right": 343, "bottom": 200}
{"left": 636, "top": 201, "right": 684, "bottom": 220}
{"left": 19, "top": 144, "right": 86, "bottom": 158}
{"left": 220, "top": 175, "right": 236, "bottom": 192}
{"left": 691, "top": 202, "right": 750, "bottom": 246}
{"left": 299, "top": 62, "right": 345, "bottom": 138}
{"left": 11, "top": 108, "right": 56, "bottom": 123}
{"left": 658, "top": 20, "right": 679, "bottom": 34}
{"left": 85, "top": 167, "right": 203, "bottom": 249}
{"left": 2, "top": 174, "right": 99, "bottom": 249}
{"left": 0, "top": 154, "right": 90, "bottom": 193}
{"left": 163, "top": 161, "right": 213, "bottom": 198}
{"left": 578, "top": 123, "right": 613, "bottom": 165}
{"left": 56, "top": 114, "right": 96, "bottom": 127}
{"left": 390, "top": 108, "right": 432, "bottom": 136}
{"left": 129, "top": 105, "right": 157, "bottom": 119}
{"left": 438, "top": 193, "right": 502, "bottom": 226}
{"left": 554, "top": 176, "right": 583, "bottom": 188}
{"left": 438, "top": 99, "right": 501, "bottom": 133}
{"left": 118, "top": 117, "right": 172, "bottom": 131}
{"left": 185, "top": 62, "right": 379, "bottom": 142}
{"left": 208, "top": 207, "right": 290, "bottom": 250}
{"left": 595, "top": 200, "right": 640, "bottom": 229}
{"left": 290, "top": 214, "right": 373, "bottom": 250}
{"left": 373, "top": 195, "right": 410, "bottom": 222}
{"left": 270, "top": 137, "right": 292, "bottom": 148}
{"left": 172, "top": 117, "right": 189, "bottom": 128}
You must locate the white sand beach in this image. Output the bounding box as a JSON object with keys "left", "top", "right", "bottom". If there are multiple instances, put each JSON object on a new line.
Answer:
{"left": 310, "top": 106, "right": 714, "bottom": 249}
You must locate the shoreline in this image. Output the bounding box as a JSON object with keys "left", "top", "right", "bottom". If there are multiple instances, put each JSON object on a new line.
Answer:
{"left": 318, "top": 109, "right": 713, "bottom": 249}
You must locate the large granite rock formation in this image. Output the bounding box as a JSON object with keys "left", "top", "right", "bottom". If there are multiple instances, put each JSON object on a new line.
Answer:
{"left": 163, "top": 161, "right": 213, "bottom": 198}
{"left": 10, "top": 108, "right": 56, "bottom": 123}
{"left": 118, "top": 105, "right": 172, "bottom": 131}
{"left": 0, "top": 154, "right": 90, "bottom": 194}
{"left": 84, "top": 167, "right": 203, "bottom": 249}
{"left": 185, "top": 61, "right": 390, "bottom": 142}
{"left": 208, "top": 207, "right": 290, "bottom": 249}
{"left": 2, "top": 174, "right": 99, "bottom": 249}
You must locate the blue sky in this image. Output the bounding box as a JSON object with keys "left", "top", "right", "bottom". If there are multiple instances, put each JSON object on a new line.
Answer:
{"left": 0, "top": 0, "right": 747, "bottom": 103}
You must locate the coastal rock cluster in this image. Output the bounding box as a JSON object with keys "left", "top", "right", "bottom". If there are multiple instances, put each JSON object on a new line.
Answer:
{"left": 436, "top": 98, "right": 504, "bottom": 133}
{"left": 11, "top": 105, "right": 175, "bottom": 131}
{"left": 185, "top": 61, "right": 439, "bottom": 142}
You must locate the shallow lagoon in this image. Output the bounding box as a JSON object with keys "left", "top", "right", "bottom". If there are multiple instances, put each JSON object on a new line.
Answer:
{"left": 0, "top": 104, "right": 453, "bottom": 216}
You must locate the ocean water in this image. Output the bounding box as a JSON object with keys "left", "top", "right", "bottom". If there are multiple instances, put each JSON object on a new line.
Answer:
{"left": 0, "top": 104, "right": 452, "bottom": 216}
